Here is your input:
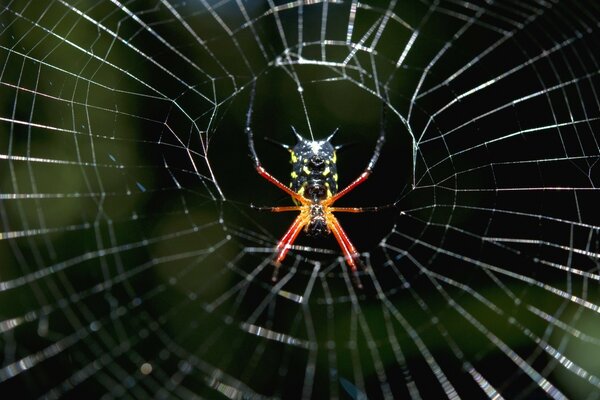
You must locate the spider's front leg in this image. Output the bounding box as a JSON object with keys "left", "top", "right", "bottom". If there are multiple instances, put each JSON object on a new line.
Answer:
{"left": 245, "top": 83, "right": 308, "bottom": 205}
{"left": 323, "top": 101, "right": 387, "bottom": 207}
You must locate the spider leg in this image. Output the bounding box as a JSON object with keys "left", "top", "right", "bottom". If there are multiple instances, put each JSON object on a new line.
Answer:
{"left": 251, "top": 205, "right": 303, "bottom": 212}
{"left": 245, "top": 82, "right": 308, "bottom": 204}
{"left": 256, "top": 166, "right": 308, "bottom": 203}
{"left": 329, "top": 203, "right": 397, "bottom": 213}
{"left": 324, "top": 172, "right": 370, "bottom": 206}
{"left": 323, "top": 102, "right": 386, "bottom": 206}
{"left": 327, "top": 214, "right": 364, "bottom": 289}
{"left": 272, "top": 214, "right": 308, "bottom": 281}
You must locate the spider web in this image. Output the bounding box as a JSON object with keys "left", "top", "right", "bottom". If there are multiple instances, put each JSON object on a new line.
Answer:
{"left": 1, "top": 0, "right": 600, "bottom": 398}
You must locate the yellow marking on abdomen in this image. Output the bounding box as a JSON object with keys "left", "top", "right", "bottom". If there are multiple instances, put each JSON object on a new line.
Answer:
{"left": 291, "top": 171, "right": 298, "bottom": 179}
{"left": 323, "top": 166, "right": 330, "bottom": 176}
{"left": 303, "top": 166, "right": 311, "bottom": 175}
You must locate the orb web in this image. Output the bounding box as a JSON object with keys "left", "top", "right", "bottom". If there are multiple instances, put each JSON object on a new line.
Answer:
{"left": 1, "top": 1, "right": 599, "bottom": 399}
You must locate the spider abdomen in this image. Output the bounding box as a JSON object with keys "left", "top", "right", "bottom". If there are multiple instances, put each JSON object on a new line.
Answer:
{"left": 290, "top": 137, "right": 338, "bottom": 201}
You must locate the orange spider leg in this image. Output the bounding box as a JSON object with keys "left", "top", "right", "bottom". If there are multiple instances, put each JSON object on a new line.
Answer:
{"left": 329, "top": 205, "right": 393, "bottom": 213}
{"left": 272, "top": 214, "right": 308, "bottom": 280}
{"left": 271, "top": 206, "right": 303, "bottom": 212}
{"left": 253, "top": 206, "right": 303, "bottom": 212}
{"left": 322, "top": 172, "right": 370, "bottom": 206}
{"left": 327, "top": 214, "right": 364, "bottom": 288}
{"left": 255, "top": 166, "right": 308, "bottom": 204}
{"left": 328, "top": 207, "right": 364, "bottom": 213}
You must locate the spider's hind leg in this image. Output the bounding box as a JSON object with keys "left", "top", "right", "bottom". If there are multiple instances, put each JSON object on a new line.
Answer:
{"left": 271, "top": 215, "right": 307, "bottom": 282}
{"left": 327, "top": 214, "right": 365, "bottom": 289}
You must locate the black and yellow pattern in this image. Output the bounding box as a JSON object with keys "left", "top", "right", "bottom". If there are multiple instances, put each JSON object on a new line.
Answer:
{"left": 288, "top": 135, "right": 338, "bottom": 202}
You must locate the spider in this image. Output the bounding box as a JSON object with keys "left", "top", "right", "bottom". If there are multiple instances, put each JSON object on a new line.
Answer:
{"left": 245, "top": 84, "right": 386, "bottom": 288}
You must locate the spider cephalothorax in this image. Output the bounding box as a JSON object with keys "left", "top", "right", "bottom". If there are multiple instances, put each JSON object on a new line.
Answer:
{"left": 306, "top": 204, "right": 329, "bottom": 236}
{"left": 245, "top": 84, "right": 386, "bottom": 288}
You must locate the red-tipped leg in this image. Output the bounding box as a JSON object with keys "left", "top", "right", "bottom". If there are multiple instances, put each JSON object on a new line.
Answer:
{"left": 256, "top": 165, "right": 307, "bottom": 204}
{"left": 323, "top": 172, "right": 370, "bottom": 206}
{"left": 272, "top": 215, "right": 307, "bottom": 281}
{"left": 328, "top": 215, "right": 364, "bottom": 289}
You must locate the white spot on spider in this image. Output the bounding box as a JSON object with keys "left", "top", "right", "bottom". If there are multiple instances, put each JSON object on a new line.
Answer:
{"left": 310, "top": 141, "right": 322, "bottom": 154}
